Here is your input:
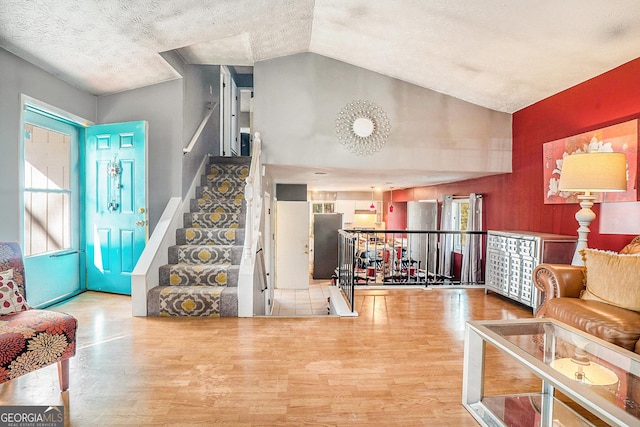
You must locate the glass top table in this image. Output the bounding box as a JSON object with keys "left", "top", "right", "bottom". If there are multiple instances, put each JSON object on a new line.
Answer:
{"left": 463, "top": 319, "right": 640, "bottom": 427}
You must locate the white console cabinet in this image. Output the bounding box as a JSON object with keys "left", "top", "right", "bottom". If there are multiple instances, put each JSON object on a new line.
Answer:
{"left": 485, "top": 231, "right": 576, "bottom": 312}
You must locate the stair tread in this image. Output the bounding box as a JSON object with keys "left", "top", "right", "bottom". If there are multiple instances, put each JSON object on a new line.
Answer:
{"left": 171, "top": 244, "right": 241, "bottom": 249}
{"left": 163, "top": 264, "right": 231, "bottom": 269}
{"left": 150, "top": 284, "right": 231, "bottom": 290}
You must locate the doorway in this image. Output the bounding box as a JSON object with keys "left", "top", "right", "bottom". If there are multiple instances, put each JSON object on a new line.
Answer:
{"left": 20, "top": 96, "right": 149, "bottom": 303}
{"left": 275, "top": 201, "right": 309, "bottom": 289}
{"left": 220, "top": 66, "right": 232, "bottom": 156}
{"left": 84, "top": 121, "right": 148, "bottom": 294}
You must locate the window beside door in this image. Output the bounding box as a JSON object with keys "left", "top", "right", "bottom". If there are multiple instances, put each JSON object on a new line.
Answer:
{"left": 23, "top": 123, "right": 72, "bottom": 256}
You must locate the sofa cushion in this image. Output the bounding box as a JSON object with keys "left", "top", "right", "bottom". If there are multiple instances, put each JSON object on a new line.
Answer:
{"left": 0, "top": 276, "right": 29, "bottom": 315}
{"left": 580, "top": 248, "right": 640, "bottom": 312}
{"left": 620, "top": 235, "right": 640, "bottom": 254}
{"left": 546, "top": 297, "right": 640, "bottom": 353}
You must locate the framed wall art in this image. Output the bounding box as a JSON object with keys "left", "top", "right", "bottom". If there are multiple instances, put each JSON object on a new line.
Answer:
{"left": 543, "top": 119, "right": 638, "bottom": 204}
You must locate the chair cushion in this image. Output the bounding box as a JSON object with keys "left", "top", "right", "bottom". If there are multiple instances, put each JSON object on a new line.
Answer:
{"left": 546, "top": 297, "right": 640, "bottom": 353}
{"left": 0, "top": 309, "right": 77, "bottom": 383}
{"left": 0, "top": 276, "right": 29, "bottom": 315}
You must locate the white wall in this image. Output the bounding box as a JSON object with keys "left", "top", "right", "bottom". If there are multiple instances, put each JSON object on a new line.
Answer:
{"left": 0, "top": 48, "right": 97, "bottom": 242}
{"left": 254, "top": 52, "right": 512, "bottom": 175}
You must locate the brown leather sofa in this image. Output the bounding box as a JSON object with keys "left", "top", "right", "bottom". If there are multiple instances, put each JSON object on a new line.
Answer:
{"left": 533, "top": 263, "right": 640, "bottom": 355}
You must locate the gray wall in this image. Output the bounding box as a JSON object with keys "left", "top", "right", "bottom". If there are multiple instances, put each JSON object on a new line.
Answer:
{"left": 98, "top": 80, "right": 183, "bottom": 233}
{"left": 0, "top": 45, "right": 221, "bottom": 240}
{"left": 0, "top": 48, "right": 97, "bottom": 241}
{"left": 181, "top": 64, "right": 221, "bottom": 195}
{"left": 98, "top": 63, "right": 222, "bottom": 230}
{"left": 254, "top": 52, "right": 512, "bottom": 175}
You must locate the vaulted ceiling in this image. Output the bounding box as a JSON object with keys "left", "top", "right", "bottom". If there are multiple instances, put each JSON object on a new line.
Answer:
{"left": 2, "top": 0, "right": 640, "bottom": 114}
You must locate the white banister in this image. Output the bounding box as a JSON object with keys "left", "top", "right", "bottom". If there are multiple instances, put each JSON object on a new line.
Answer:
{"left": 243, "top": 132, "right": 262, "bottom": 260}
{"left": 183, "top": 102, "right": 219, "bottom": 154}
{"left": 237, "top": 132, "right": 265, "bottom": 316}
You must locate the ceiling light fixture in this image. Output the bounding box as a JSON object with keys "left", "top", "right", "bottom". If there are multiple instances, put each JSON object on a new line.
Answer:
{"left": 370, "top": 186, "right": 376, "bottom": 212}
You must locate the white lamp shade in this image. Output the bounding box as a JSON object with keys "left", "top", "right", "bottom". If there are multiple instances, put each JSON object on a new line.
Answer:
{"left": 558, "top": 152, "right": 627, "bottom": 192}
{"left": 550, "top": 358, "right": 618, "bottom": 386}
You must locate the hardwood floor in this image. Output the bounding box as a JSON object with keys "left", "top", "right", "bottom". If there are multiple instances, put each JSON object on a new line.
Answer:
{"left": 0, "top": 288, "right": 542, "bottom": 426}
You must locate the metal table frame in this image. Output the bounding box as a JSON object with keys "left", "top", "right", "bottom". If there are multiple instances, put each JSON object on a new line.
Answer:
{"left": 462, "top": 318, "right": 640, "bottom": 427}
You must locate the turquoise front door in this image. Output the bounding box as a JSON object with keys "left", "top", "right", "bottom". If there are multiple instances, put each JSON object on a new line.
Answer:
{"left": 22, "top": 109, "right": 84, "bottom": 307}
{"left": 85, "top": 121, "right": 148, "bottom": 294}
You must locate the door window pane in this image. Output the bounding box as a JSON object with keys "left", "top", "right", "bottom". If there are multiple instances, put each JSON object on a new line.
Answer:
{"left": 452, "top": 200, "right": 470, "bottom": 250}
{"left": 23, "top": 124, "right": 71, "bottom": 256}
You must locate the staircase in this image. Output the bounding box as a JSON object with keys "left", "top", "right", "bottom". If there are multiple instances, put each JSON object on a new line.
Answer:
{"left": 147, "top": 156, "right": 250, "bottom": 317}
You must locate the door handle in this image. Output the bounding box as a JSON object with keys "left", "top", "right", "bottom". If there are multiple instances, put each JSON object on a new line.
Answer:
{"left": 50, "top": 249, "right": 83, "bottom": 257}
{"left": 136, "top": 220, "right": 148, "bottom": 227}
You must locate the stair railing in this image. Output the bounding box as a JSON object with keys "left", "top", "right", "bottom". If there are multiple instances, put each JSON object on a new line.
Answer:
{"left": 337, "top": 229, "right": 487, "bottom": 289}
{"left": 237, "top": 132, "right": 266, "bottom": 316}
{"left": 243, "top": 132, "right": 262, "bottom": 261}
{"left": 183, "top": 102, "right": 219, "bottom": 154}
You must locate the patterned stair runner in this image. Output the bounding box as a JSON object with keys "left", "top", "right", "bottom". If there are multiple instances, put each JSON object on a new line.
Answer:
{"left": 147, "top": 156, "right": 250, "bottom": 317}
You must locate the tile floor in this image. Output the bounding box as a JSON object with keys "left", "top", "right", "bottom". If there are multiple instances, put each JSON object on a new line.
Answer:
{"left": 271, "top": 279, "right": 332, "bottom": 316}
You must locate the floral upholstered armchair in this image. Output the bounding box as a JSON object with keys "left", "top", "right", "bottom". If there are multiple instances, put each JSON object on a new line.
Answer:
{"left": 0, "top": 242, "right": 77, "bottom": 391}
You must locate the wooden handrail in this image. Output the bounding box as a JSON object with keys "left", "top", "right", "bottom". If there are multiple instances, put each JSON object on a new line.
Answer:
{"left": 183, "top": 102, "right": 219, "bottom": 154}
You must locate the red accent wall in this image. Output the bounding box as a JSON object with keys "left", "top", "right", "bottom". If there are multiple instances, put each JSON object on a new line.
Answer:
{"left": 391, "top": 57, "right": 640, "bottom": 252}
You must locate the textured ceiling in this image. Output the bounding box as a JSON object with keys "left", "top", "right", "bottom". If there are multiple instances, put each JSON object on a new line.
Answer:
{"left": 2, "top": 1, "right": 640, "bottom": 192}
{"left": 2, "top": 0, "right": 640, "bottom": 113}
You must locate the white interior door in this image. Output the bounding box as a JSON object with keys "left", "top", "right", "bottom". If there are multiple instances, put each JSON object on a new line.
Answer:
{"left": 275, "top": 201, "right": 309, "bottom": 289}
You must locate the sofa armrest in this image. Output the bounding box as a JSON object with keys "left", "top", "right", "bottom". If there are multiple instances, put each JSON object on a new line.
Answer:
{"left": 533, "top": 264, "right": 586, "bottom": 318}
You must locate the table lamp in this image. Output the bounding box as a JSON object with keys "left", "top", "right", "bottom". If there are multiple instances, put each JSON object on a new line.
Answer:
{"left": 557, "top": 152, "right": 627, "bottom": 266}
